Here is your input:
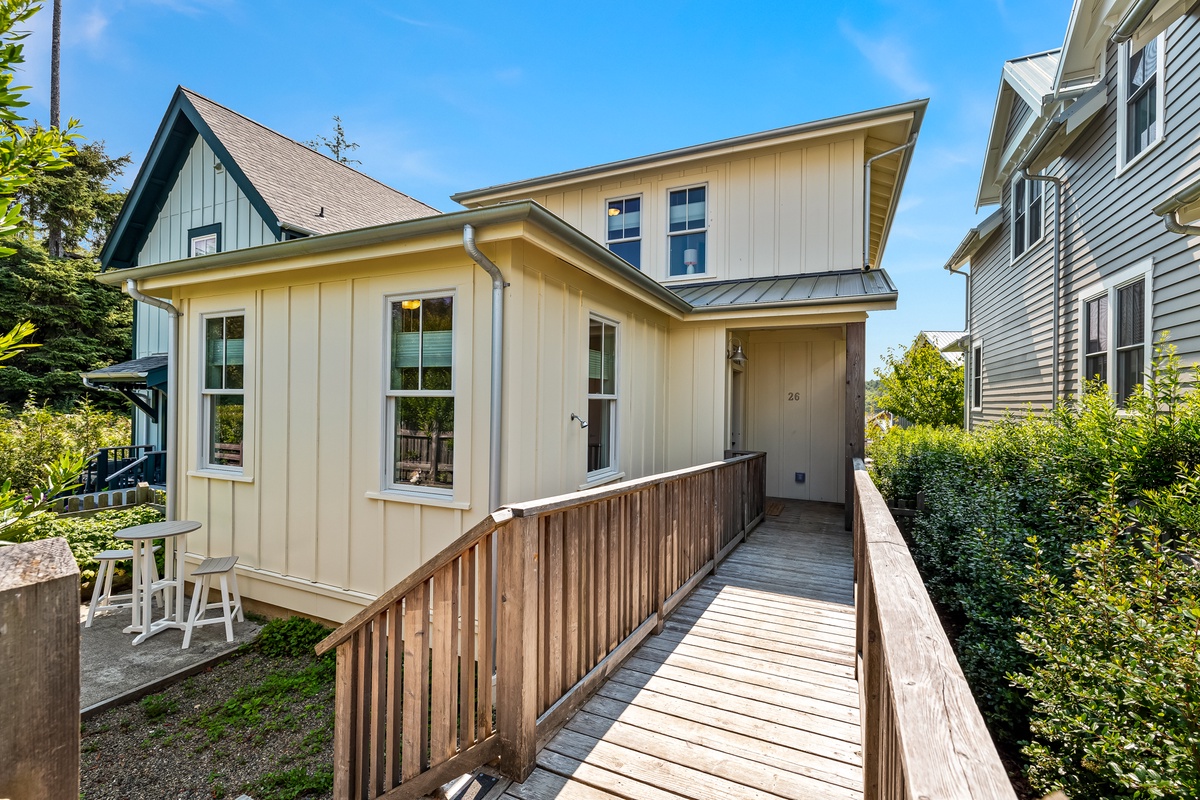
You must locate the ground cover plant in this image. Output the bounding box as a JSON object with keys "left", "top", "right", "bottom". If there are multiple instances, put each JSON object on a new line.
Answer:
{"left": 868, "top": 342, "right": 1200, "bottom": 799}
{"left": 81, "top": 617, "right": 336, "bottom": 800}
{"left": 12, "top": 504, "right": 164, "bottom": 591}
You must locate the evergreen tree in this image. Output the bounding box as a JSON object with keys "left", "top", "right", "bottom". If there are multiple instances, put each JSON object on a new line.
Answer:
{"left": 17, "top": 140, "right": 130, "bottom": 255}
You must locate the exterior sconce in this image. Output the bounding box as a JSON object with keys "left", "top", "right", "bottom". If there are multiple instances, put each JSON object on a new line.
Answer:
{"left": 727, "top": 338, "right": 747, "bottom": 366}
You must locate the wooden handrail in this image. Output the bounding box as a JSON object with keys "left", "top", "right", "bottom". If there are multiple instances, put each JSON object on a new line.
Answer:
{"left": 325, "top": 452, "right": 767, "bottom": 800}
{"left": 853, "top": 459, "right": 1017, "bottom": 799}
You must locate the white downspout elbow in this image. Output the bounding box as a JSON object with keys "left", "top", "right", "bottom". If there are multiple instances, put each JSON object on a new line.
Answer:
{"left": 124, "top": 279, "right": 181, "bottom": 521}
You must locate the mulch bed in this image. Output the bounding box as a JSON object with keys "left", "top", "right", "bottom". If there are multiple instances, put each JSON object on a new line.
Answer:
{"left": 81, "top": 648, "right": 335, "bottom": 800}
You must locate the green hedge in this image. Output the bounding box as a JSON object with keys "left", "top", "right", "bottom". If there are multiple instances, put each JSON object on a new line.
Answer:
{"left": 868, "top": 344, "right": 1200, "bottom": 799}
{"left": 11, "top": 505, "right": 164, "bottom": 591}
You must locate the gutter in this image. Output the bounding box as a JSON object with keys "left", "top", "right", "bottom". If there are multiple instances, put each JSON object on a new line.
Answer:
{"left": 863, "top": 135, "right": 917, "bottom": 270}
{"left": 1152, "top": 176, "right": 1200, "bottom": 236}
{"left": 462, "top": 225, "right": 507, "bottom": 513}
{"left": 1111, "top": 0, "right": 1161, "bottom": 43}
{"left": 123, "top": 279, "right": 181, "bottom": 521}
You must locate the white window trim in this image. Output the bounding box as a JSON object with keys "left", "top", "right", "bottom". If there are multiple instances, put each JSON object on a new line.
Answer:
{"left": 1010, "top": 176, "right": 1046, "bottom": 263}
{"left": 190, "top": 233, "right": 218, "bottom": 257}
{"left": 1076, "top": 259, "right": 1153, "bottom": 401}
{"left": 382, "top": 291, "right": 458, "bottom": 499}
{"left": 605, "top": 194, "right": 642, "bottom": 268}
{"left": 971, "top": 341, "right": 983, "bottom": 412}
{"left": 662, "top": 183, "right": 710, "bottom": 283}
{"left": 586, "top": 313, "right": 620, "bottom": 482}
{"left": 199, "top": 311, "right": 246, "bottom": 474}
{"left": 1116, "top": 32, "right": 1167, "bottom": 176}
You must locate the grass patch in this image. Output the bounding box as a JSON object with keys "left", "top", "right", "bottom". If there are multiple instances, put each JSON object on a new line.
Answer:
{"left": 196, "top": 655, "right": 334, "bottom": 744}
{"left": 244, "top": 765, "right": 334, "bottom": 800}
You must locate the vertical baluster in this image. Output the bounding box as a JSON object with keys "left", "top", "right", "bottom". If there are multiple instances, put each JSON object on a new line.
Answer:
{"left": 594, "top": 500, "right": 608, "bottom": 665}
{"left": 478, "top": 532, "right": 494, "bottom": 740}
{"left": 545, "top": 513, "right": 563, "bottom": 706}
{"left": 564, "top": 507, "right": 580, "bottom": 689}
{"left": 401, "top": 581, "right": 430, "bottom": 781}
{"left": 354, "top": 626, "right": 373, "bottom": 798}
{"left": 333, "top": 641, "right": 356, "bottom": 800}
{"left": 581, "top": 503, "right": 594, "bottom": 672}
{"left": 369, "top": 611, "right": 387, "bottom": 795}
{"left": 608, "top": 496, "right": 622, "bottom": 651}
{"left": 459, "top": 545, "right": 477, "bottom": 748}
{"left": 384, "top": 603, "right": 402, "bottom": 790}
{"left": 430, "top": 562, "right": 457, "bottom": 766}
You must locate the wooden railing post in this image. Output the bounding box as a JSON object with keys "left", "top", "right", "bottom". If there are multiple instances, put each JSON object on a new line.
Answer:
{"left": 654, "top": 481, "right": 669, "bottom": 634}
{"left": 496, "top": 514, "right": 539, "bottom": 782}
{"left": 0, "top": 538, "right": 80, "bottom": 800}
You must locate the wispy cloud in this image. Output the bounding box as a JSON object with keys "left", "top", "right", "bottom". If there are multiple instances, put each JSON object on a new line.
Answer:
{"left": 381, "top": 12, "right": 466, "bottom": 36}
{"left": 839, "top": 19, "right": 932, "bottom": 96}
{"left": 79, "top": 9, "right": 110, "bottom": 43}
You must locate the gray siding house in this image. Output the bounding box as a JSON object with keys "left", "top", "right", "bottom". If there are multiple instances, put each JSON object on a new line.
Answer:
{"left": 92, "top": 87, "right": 438, "bottom": 453}
{"left": 946, "top": 0, "right": 1200, "bottom": 428}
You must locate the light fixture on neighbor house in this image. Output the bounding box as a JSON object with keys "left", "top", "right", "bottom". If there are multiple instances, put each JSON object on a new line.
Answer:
{"left": 400, "top": 299, "right": 422, "bottom": 310}
{"left": 727, "top": 337, "right": 747, "bottom": 366}
{"left": 684, "top": 248, "right": 699, "bottom": 274}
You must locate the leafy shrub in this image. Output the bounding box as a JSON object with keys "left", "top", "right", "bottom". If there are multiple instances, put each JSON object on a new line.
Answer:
{"left": 0, "top": 398, "right": 128, "bottom": 491}
{"left": 11, "top": 505, "right": 164, "bottom": 589}
{"left": 868, "top": 340, "right": 1200, "bottom": 795}
{"left": 257, "top": 616, "right": 333, "bottom": 659}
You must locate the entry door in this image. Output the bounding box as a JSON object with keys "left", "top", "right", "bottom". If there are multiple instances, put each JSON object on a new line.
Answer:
{"left": 745, "top": 333, "right": 845, "bottom": 502}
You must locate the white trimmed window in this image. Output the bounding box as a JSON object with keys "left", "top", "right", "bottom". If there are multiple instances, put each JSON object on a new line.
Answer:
{"left": 1011, "top": 177, "right": 1043, "bottom": 260}
{"left": 202, "top": 314, "right": 245, "bottom": 469}
{"left": 606, "top": 196, "right": 642, "bottom": 269}
{"left": 587, "top": 317, "right": 618, "bottom": 477}
{"left": 1118, "top": 34, "right": 1165, "bottom": 169}
{"left": 387, "top": 295, "right": 455, "bottom": 493}
{"left": 1080, "top": 263, "right": 1151, "bottom": 407}
{"left": 668, "top": 185, "right": 707, "bottom": 276}
{"left": 972, "top": 344, "right": 983, "bottom": 411}
{"left": 189, "top": 224, "right": 221, "bottom": 257}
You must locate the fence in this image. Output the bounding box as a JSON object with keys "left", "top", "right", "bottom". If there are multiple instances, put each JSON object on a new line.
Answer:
{"left": 316, "top": 451, "right": 767, "bottom": 800}
{"left": 48, "top": 484, "right": 161, "bottom": 516}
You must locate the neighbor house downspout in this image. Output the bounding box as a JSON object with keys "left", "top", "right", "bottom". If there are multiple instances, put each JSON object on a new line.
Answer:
{"left": 947, "top": 266, "right": 970, "bottom": 430}
{"left": 863, "top": 136, "right": 917, "bottom": 270}
{"left": 124, "top": 279, "right": 181, "bottom": 521}
{"left": 1152, "top": 179, "right": 1200, "bottom": 236}
{"left": 462, "top": 224, "right": 507, "bottom": 513}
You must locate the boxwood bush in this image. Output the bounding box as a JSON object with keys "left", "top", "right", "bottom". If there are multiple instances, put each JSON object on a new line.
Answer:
{"left": 869, "top": 342, "right": 1200, "bottom": 799}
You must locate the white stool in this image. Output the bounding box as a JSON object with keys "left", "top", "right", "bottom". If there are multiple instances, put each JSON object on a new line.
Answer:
{"left": 86, "top": 546, "right": 162, "bottom": 628}
{"left": 182, "top": 556, "right": 243, "bottom": 649}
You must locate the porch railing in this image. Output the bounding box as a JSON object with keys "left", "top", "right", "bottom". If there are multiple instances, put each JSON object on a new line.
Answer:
{"left": 82, "top": 446, "right": 166, "bottom": 493}
{"left": 852, "top": 459, "right": 1017, "bottom": 799}
{"left": 315, "top": 451, "right": 766, "bottom": 800}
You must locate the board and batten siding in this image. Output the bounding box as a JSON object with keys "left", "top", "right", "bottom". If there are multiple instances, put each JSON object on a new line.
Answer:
{"left": 520, "top": 135, "right": 865, "bottom": 284}
{"left": 172, "top": 242, "right": 672, "bottom": 623}
{"left": 968, "top": 18, "right": 1200, "bottom": 426}
{"left": 129, "top": 133, "right": 280, "bottom": 449}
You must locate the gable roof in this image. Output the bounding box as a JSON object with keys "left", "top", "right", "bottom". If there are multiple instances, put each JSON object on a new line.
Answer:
{"left": 1055, "top": 0, "right": 1192, "bottom": 92}
{"left": 976, "top": 50, "right": 1060, "bottom": 208}
{"left": 916, "top": 330, "right": 966, "bottom": 364}
{"left": 102, "top": 87, "right": 439, "bottom": 270}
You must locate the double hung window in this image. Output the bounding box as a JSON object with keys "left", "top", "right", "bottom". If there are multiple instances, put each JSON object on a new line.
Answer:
{"left": 972, "top": 345, "right": 983, "bottom": 411}
{"left": 202, "top": 314, "right": 244, "bottom": 469}
{"left": 1125, "top": 38, "right": 1161, "bottom": 163}
{"left": 1011, "top": 178, "right": 1043, "bottom": 260}
{"left": 668, "top": 186, "right": 707, "bottom": 276}
{"left": 387, "top": 296, "right": 455, "bottom": 492}
{"left": 587, "top": 318, "right": 618, "bottom": 477}
{"left": 1082, "top": 272, "right": 1149, "bottom": 407}
{"left": 606, "top": 196, "right": 641, "bottom": 269}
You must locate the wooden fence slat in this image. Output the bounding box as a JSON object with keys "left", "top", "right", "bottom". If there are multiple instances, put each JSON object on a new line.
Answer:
{"left": 430, "top": 563, "right": 457, "bottom": 766}
{"left": 334, "top": 642, "right": 356, "bottom": 800}
{"left": 401, "top": 582, "right": 430, "bottom": 781}
{"left": 459, "top": 545, "right": 477, "bottom": 748}
{"left": 384, "top": 603, "right": 402, "bottom": 790}
{"left": 564, "top": 507, "right": 580, "bottom": 690}
{"left": 369, "top": 613, "right": 387, "bottom": 796}
{"left": 478, "top": 532, "right": 494, "bottom": 740}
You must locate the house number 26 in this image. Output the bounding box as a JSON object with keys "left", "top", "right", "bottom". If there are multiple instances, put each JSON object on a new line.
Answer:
{"left": 787, "top": 392, "right": 801, "bottom": 401}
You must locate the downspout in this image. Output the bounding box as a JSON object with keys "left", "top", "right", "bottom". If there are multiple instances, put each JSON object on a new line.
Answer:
{"left": 948, "top": 267, "right": 970, "bottom": 430}
{"left": 1160, "top": 211, "right": 1200, "bottom": 236}
{"left": 124, "top": 279, "right": 181, "bottom": 521}
{"left": 1152, "top": 181, "right": 1200, "bottom": 235}
{"left": 462, "top": 224, "right": 507, "bottom": 513}
{"left": 862, "top": 135, "right": 917, "bottom": 271}
{"left": 1111, "top": 0, "right": 1161, "bottom": 43}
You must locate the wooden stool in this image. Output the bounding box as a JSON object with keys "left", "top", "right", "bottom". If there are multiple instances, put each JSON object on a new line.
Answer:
{"left": 182, "top": 556, "right": 243, "bottom": 649}
{"left": 85, "top": 546, "right": 161, "bottom": 628}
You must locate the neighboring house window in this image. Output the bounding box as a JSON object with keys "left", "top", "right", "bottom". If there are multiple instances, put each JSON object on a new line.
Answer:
{"left": 668, "top": 186, "right": 707, "bottom": 276}
{"left": 1011, "top": 178, "right": 1043, "bottom": 260}
{"left": 1119, "top": 34, "right": 1165, "bottom": 167}
{"left": 587, "top": 317, "right": 618, "bottom": 476}
{"left": 202, "top": 314, "right": 244, "bottom": 469}
{"left": 606, "top": 196, "right": 641, "bottom": 269}
{"left": 189, "top": 224, "right": 222, "bottom": 257}
{"left": 387, "top": 295, "right": 454, "bottom": 492}
{"left": 972, "top": 345, "right": 982, "bottom": 411}
{"left": 1081, "top": 266, "right": 1151, "bottom": 407}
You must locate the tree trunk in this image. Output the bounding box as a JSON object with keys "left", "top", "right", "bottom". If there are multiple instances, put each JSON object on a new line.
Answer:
{"left": 47, "top": 0, "right": 63, "bottom": 258}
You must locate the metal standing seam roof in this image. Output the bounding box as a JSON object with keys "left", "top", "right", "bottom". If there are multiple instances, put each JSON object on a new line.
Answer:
{"left": 669, "top": 269, "right": 897, "bottom": 310}
{"left": 1003, "top": 49, "right": 1061, "bottom": 108}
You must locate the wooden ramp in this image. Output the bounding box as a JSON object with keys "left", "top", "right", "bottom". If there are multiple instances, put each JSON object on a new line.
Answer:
{"left": 503, "top": 500, "right": 861, "bottom": 800}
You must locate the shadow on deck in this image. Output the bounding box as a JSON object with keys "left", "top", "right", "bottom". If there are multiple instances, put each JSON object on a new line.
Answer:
{"left": 504, "top": 499, "right": 861, "bottom": 800}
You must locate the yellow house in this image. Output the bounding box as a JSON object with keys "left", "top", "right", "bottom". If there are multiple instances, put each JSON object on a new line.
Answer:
{"left": 97, "top": 92, "right": 925, "bottom": 623}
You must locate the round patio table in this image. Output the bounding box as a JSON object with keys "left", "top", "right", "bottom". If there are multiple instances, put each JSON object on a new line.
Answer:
{"left": 118, "top": 519, "right": 202, "bottom": 645}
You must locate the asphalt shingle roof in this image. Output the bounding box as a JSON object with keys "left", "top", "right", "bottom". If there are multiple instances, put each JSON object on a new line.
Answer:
{"left": 182, "top": 88, "right": 440, "bottom": 235}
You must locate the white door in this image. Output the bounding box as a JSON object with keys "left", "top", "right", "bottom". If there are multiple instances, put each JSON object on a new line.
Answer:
{"left": 744, "top": 329, "right": 845, "bottom": 502}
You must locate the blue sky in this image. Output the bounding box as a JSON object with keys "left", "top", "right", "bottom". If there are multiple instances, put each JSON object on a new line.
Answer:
{"left": 23, "top": 0, "right": 1070, "bottom": 370}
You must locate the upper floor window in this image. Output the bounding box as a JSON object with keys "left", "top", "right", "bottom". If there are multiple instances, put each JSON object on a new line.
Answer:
{"left": 189, "top": 224, "right": 222, "bottom": 258}
{"left": 1011, "top": 178, "right": 1043, "bottom": 260}
{"left": 606, "top": 196, "right": 641, "bottom": 269}
{"left": 668, "top": 186, "right": 707, "bottom": 277}
{"left": 587, "top": 317, "right": 618, "bottom": 477}
{"left": 972, "top": 344, "right": 983, "bottom": 411}
{"left": 202, "top": 314, "right": 244, "bottom": 470}
{"left": 1081, "top": 265, "right": 1150, "bottom": 407}
{"left": 387, "top": 295, "right": 455, "bottom": 493}
{"left": 1119, "top": 35, "right": 1165, "bottom": 168}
